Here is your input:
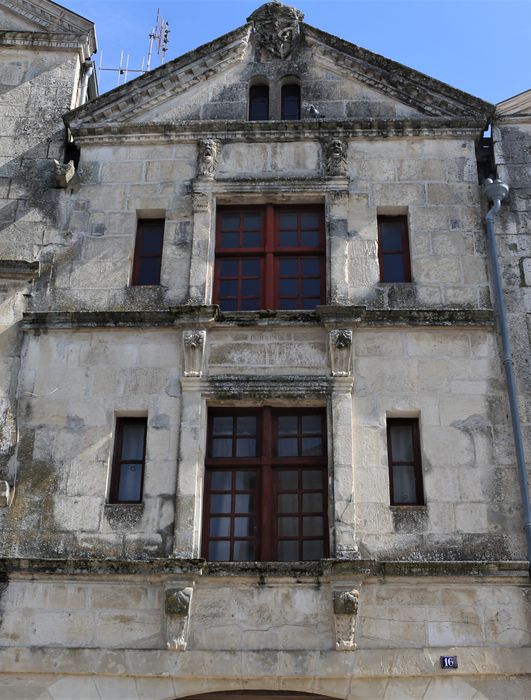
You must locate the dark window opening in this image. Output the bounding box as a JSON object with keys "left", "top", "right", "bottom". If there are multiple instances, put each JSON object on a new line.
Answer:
{"left": 281, "top": 83, "right": 301, "bottom": 120}
{"left": 109, "top": 417, "right": 147, "bottom": 503}
{"left": 214, "top": 205, "right": 325, "bottom": 311}
{"left": 249, "top": 84, "right": 269, "bottom": 121}
{"left": 132, "top": 219, "right": 165, "bottom": 285}
{"left": 377, "top": 215, "right": 411, "bottom": 283}
{"left": 203, "top": 407, "right": 329, "bottom": 562}
{"left": 387, "top": 418, "right": 424, "bottom": 506}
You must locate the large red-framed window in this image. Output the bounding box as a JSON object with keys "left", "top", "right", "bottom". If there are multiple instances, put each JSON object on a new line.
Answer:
{"left": 202, "top": 407, "right": 329, "bottom": 562}
{"left": 214, "top": 205, "right": 325, "bottom": 311}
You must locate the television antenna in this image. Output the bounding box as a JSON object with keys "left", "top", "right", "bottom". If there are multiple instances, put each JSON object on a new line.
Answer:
{"left": 97, "top": 8, "right": 170, "bottom": 87}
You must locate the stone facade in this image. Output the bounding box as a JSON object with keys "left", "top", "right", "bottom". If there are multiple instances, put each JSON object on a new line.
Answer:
{"left": 0, "top": 2, "right": 529, "bottom": 698}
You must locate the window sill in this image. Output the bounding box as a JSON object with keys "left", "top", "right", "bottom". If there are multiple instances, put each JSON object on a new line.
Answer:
{"left": 104, "top": 503, "right": 144, "bottom": 530}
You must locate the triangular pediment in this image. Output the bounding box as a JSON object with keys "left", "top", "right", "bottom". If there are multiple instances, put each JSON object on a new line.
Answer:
{"left": 65, "top": 1, "right": 492, "bottom": 132}
{"left": 0, "top": 0, "right": 96, "bottom": 52}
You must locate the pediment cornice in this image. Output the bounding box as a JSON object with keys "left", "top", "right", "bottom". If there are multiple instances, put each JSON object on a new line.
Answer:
{"left": 303, "top": 24, "right": 492, "bottom": 120}
{"left": 0, "top": 0, "right": 96, "bottom": 55}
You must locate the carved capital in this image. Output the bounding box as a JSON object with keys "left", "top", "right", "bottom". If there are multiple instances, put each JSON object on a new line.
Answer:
{"left": 183, "top": 330, "right": 206, "bottom": 377}
{"left": 323, "top": 138, "right": 348, "bottom": 176}
{"left": 192, "top": 191, "right": 211, "bottom": 213}
{"left": 165, "top": 586, "right": 194, "bottom": 651}
{"left": 248, "top": 1, "right": 304, "bottom": 59}
{"left": 197, "top": 138, "right": 221, "bottom": 179}
{"left": 329, "top": 329, "right": 353, "bottom": 377}
{"left": 333, "top": 589, "right": 359, "bottom": 651}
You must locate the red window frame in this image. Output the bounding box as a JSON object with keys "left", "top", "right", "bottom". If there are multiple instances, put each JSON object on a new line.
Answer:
{"left": 377, "top": 215, "right": 412, "bottom": 283}
{"left": 132, "top": 219, "right": 165, "bottom": 286}
{"left": 109, "top": 417, "right": 147, "bottom": 504}
{"left": 386, "top": 418, "right": 424, "bottom": 506}
{"left": 214, "top": 205, "right": 325, "bottom": 311}
{"left": 202, "top": 407, "right": 329, "bottom": 562}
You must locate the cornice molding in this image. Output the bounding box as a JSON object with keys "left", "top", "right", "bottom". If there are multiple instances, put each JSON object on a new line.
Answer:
{"left": 0, "top": 29, "right": 92, "bottom": 55}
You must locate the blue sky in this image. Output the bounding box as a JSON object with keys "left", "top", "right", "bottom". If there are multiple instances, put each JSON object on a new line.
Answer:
{"left": 65, "top": 0, "right": 530, "bottom": 104}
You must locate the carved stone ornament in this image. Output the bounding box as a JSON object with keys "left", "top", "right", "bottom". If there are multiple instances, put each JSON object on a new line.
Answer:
{"left": 323, "top": 138, "right": 348, "bottom": 176}
{"left": 248, "top": 1, "right": 304, "bottom": 59}
{"left": 183, "top": 330, "right": 206, "bottom": 377}
{"left": 192, "top": 191, "right": 211, "bottom": 212}
{"left": 197, "top": 138, "right": 221, "bottom": 179}
{"left": 53, "top": 159, "right": 75, "bottom": 188}
{"left": 329, "top": 329, "right": 353, "bottom": 376}
{"left": 165, "top": 586, "right": 193, "bottom": 651}
{"left": 333, "top": 589, "right": 359, "bottom": 651}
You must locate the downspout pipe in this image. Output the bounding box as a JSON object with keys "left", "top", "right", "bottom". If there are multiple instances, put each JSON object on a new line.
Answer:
{"left": 79, "top": 59, "right": 94, "bottom": 106}
{"left": 483, "top": 178, "right": 531, "bottom": 569}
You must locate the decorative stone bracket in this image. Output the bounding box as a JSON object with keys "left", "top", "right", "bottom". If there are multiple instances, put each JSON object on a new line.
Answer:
{"left": 53, "top": 159, "right": 75, "bottom": 188}
{"left": 197, "top": 138, "right": 221, "bottom": 179}
{"left": 165, "top": 586, "right": 194, "bottom": 651}
{"left": 322, "top": 138, "right": 348, "bottom": 177}
{"left": 333, "top": 589, "right": 359, "bottom": 651}
{"left": 183, "top": 330, "right": 206, "bottom": 377}
{"left": 329, "top": 329, "right": 352, "bottom": 376}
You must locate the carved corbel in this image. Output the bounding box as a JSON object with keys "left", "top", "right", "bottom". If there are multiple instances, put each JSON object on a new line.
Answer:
{"left": 329, "top": 329, "right": 352, "bottom": 376}
{"left": 323, "top": 138, "right": 348, "bottom": 177}
{"left": 197, "top": 138, "right": 221, "bottom": 179}
{"left": 165, "top": 586, "right": 193, "bottom": 651}
{"left": 53, "top": 159, "right": 75, "bottom": 188}
{"left": 333, "top": 589, "right": 359, "bottom": 651}
{"left": 192, "top": 190, "right": 211, "bottom": 213}
{"left": 183, "top": 330, "right": 206, "bottom": 377}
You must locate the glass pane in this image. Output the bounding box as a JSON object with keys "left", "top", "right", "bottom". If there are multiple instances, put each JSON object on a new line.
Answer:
{"left": 235, "top": 471, "right": 256, "bottom": 490}
{"left": 243, "top": 231, "right": 261, "bottom": 248}
{"left": 210, "top": 471, "right": 231, "bottom": 490}
{"left": 236, "top": 438, "right": 256, "bottom": 457}
{"left": 210, "top": 517, "right": 230, "bottom": 537}
{"left": 235, "top": 493, "right": 254, "bottom": 512}
{"left": 241, "top": 279, "right": 260, "bottom": 297}
{"left": 219, "top": 259, "right": 238, "bottom": 276}
{"left": 121, "top": 423, "right": 146, "bottom": 460}
{"left": 390, "top": 424, "right": 414, "bottom": 461}
{"left": 301, "top": 213, "right": 319, "bottom": 229}
{"left": 278, "top": 493, "right": 298, "bottom": 513}
{"left": 302, "top": 437, "right": 322, "bottom": 456}
{"left": 212, "top": 438, "right": 232, "bottom": 458}
{"left": 277, "top": 470, "right": 298, "bottom": 490}
{"left": 234, "top": 540, "right": 255, "bottom": 561}
{"left": 243, "top": 213, "right": 261, "bottom": 230}
{"left": 242, "top": 259, "right": 260, "bottom": 276}
{"left": 392, "top": 464, "right": 417, "bottom": 504}
{"left": 236, "top": 416, "right": 256, "bottom": 436}
{"left": 219, "top": 280, "right": 238, "bottom": 297}
{"left": 279, "top": 231, "right": 298, "bottom": 247}
{"left": 234, "top": 516, "right": 255, "bottom": 536}
{"left": 220, "top": 232, "right": 239, "bottom": 248}
{"left": 302, "top": 493, "right": 322, "bottom": 512}
{"left": 278, "top": 416, "right": 298, "bottom": 435}
{"left": 240, "top": 298, "right": 260, "bottom": 311}
{"left": 300, "top": 258, "right": 321, "bottom": 276}
{"left": 137, "top": 257, "right": 161, "bottom": 285}
{"left": 380, "top": 228, "right": 403, "bottom": 251}
{"left": 301, "top": 230, "right": 319, "bottom": 247}
{"left": 249, "top": 86, "right": 268, "bottom": 121}
{"left": 382, "top": 254, "right": 406, "bottom": 282}
{"left": 278, "top": 516, "right": 298, "bottom": 536}
{"left": 220, "top": 299, "right": 237, "bottom": 311}
{"left": 302, "top": 415, "right": 322, "bottom": 434}
{"left": 302, "top": 470, "right": 322, "bottom": 489}
{"left": 301, "top": 297, "right": 319, "bottom": 310}
{"left": 220, "top": 213, "right": 240, "bottom": 230}
{"left": 301, "top": 279, "right": 321, "bottom": 296}
{"left": 303, "top": 516, "right": 323, "bottom": 536}
{"left": 279, "top": 213, "right": 297, "bottom": 229}
{"left": 278, "top": 437, "right": 298, "bottom": 457}
{"left": 302, "top": 540, "right": 324, "bottom": 560}
{"left": 210, "top": 493, "right": 232, "bottom": 513}
{"left": 279, "top": 279, "right": 298, "bottom": 297}
{"left": 279, "top": 259, "right": 298, "bottom": 275}
{"left": 139, "top": 229, "right": 163, "bottom": 256}
{"left": 208, "top": 541, "right": 230, "bottom": 561}
{"left": 278, "top": 540, "right": 299, "bottom": 561}
{"left": 117, "top": 463, "right": 142, "bottom": 502}
{"left": 278, "top": 298, "right": 296, "bottom": 310}
{"left": 212, "top": 416, "right": 233, "bottom": 436}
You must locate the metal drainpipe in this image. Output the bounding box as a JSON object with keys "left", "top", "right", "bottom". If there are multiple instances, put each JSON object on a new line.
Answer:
{"left": 79, "top": 60, "right": 94, "bottom": 105}
{"left": 483, "top": 178, "right": 531, "bottom": 569}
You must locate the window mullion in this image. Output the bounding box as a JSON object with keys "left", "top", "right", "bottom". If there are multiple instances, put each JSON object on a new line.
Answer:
{"left": 264, "top": 205, "right": 275, "bottom": 309}
{"left": 261, "top": 407, "right": 273, "bottom": 561}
